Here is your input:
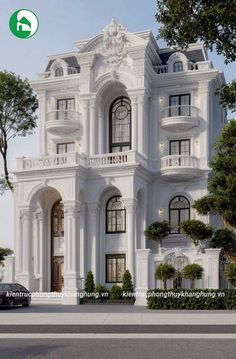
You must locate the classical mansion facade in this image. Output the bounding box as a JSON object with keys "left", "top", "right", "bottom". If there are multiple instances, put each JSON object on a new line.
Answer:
{"left": 4, "top": 20, "right": 226, "bottom": 304}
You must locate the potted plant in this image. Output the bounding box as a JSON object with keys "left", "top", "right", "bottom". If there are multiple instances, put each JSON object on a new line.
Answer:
{"left": 182, "top": 263, "right": 204, "bottom": 289}
{"left": 155, "top": 263, "right": 176, "bottom": 290}
{"left": 144, "top": 221, "right": 171, "bottom": 255}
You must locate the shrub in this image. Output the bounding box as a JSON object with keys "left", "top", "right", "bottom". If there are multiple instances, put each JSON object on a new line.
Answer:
{"left": 155, "top": 263, "right": 176, "bottom": 290}
{"left": 147, "top": 289, "right": 226, "bottom": 310}
{"left": 180, "top": 220, "right": 213, "bottom": 247}
{"left": 122, "top": 270, "right": 134, "bottom": 293}
{"left": 182, "top": 264, "right": 204, "bottom": 289}
{"left": 110, "top": 285, "right": 123, "bottom": 300}
{"left": 225, "top": 262, "right": 236, "bottom": 287}
{"left": 94, "top": 285, "right": 110, "bottom": 298}
{"left": 84, "top": 271, "right": 95, "bottom": 294}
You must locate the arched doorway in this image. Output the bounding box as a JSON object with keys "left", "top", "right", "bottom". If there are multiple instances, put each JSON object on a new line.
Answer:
{"left": 51, "top": 200, "right": 64, "bottom": 292}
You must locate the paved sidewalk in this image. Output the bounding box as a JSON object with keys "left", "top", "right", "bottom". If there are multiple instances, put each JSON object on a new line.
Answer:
{"left": 1, "top": 305, "right": 236, "bottom": 325}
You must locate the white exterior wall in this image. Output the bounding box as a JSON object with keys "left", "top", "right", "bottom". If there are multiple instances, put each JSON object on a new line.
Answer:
{"left": 5, "top": 20, "right": 226, "bottom": 304}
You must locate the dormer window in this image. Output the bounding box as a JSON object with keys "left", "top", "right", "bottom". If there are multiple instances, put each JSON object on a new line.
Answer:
{"left": 55, "top": 67, "right": 64, "bottom": 77}
{"left": 173, "top": 61, "right": 183, "bottom": 72}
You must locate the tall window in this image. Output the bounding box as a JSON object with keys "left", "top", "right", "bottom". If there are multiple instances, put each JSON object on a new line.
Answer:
{"left": 55, "top": 67, "right": 64, "bottom": 77}
{"left": 106, "top": 196, "right": 126, "bottom": 233}
{"left": 57, "top": 142, "right": 75, "bottom": 154}
{"left": 169, "top": 94, "right": 191, "bottom": 116}
{"left": 109, "top": 97, "right": 131, "bottom": 153}
{"left": 169, "top": 139, "right": 190, "bottom": 156}
{"left": 169, "top": 196, "right": 190, "bottom": 234}
{"left": 106, "top": 254, "right": 126, "bottom": 283}
{"left": 173, "top": 61, "right": 183, "bottom": 72}
{"left": 52, "top": 201, "right": 64, "bottom": 237}
{"left": 57, "top": 99, "right": 75, "bottom": 120}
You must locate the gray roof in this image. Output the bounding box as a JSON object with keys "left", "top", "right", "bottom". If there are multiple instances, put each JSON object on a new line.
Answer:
{"left": 158, "top": 49, "right": 205, "bottom": 64}
{"left": 45, "top": 56, "right": 80, "bottom": 72}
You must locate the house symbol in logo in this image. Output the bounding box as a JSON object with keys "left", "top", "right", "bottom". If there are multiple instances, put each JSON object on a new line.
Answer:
{"left": 17, "top": 15, "right": 31, "bottom": 33}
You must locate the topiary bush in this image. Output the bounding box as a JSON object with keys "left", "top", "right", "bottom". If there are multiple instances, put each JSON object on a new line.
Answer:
{"left": 84, "top": 270, "right": 95, "bottom": 294}
{"left": 94, "top": 285, "right": 110, "bottom": 298}
{"left": 182, "top": 264, "right": 204, "bottom": 289}
{"left": 110, "top": 285, "right": 123, "bottom": 300}
{"left": 122, "top": 270, "right": 134, "bottom": 293}
{"left": 155, "top": 263, "right": 176, "bottom": 290}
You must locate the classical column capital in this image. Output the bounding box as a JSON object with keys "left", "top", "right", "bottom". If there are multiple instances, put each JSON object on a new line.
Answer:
{"left": 63, "top": 200, "right": 81, "bottom": 216}
{"left": 19, "top": 207, "right": 35, "bottom": 220}
{"left": 123, "top": 198, "right": 138, "bottom": 213}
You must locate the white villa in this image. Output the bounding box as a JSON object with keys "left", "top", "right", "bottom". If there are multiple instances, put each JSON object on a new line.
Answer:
{"left": 3, "top": 20, "right": 226, "bottom": 304}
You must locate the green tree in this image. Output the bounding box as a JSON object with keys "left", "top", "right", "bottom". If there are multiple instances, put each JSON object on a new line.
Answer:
{"left": 180, "top": 220, "right": 213, "bottom": 247}
{"left": 144, "top": 221, "right": 170, "bottom": 254}
{"left": 182, "top": 263, "right": 204, "bottom": 289}
{"left": 110, "top": 285, "right": 123, "bottom": 300}
{"left": 122, "top": 269, "right": 133, "bottom": 293}
{"left": 193, "top": 120, "right": 236, "bottom": 230}
{"left": 0, "top": 247, "right": 13, "bottom": 264}
{"left": 156, "top": 1, "right": 236, "bottom": 109}
{"left": 0, "top": 71, "right": 38, "bottom": 191}
{"left": 225, "top": 262, "right": 236, "bottom": 287}
{"left": 210, "top": 229, "right": 236, "bottom": 254}
{"left": 84, "top": 270, "right": 95, "bottom": 294}
{"left": 155, "top": 263, "right": 176, "bottom": 290}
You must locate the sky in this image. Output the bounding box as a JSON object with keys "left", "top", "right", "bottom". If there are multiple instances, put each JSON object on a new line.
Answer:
{"left": 0, "top": 0, "right": 236, "bottom": 249}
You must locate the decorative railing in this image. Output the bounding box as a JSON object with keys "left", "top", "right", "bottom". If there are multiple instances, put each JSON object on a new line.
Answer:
{"left": 161, "top": 155, "right": 199, "bottom": 169}
{"left": 161, "top": 105, "right": 199, "bottom": 119}
{"left": 16, "top": 151, "right": 148, "bottom": 172}
{"left": 47, "top": 110, "right": 80, "bottom": 122}
{"left": 154, "top": 61, "right": 211, "bottom": 74}
{"left": 16, "top": 153, "right": 86, "bottom": 171}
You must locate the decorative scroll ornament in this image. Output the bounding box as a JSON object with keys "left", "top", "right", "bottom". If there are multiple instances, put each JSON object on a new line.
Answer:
{"left": 100, "top": 19, "right": 127, "bottom": 67}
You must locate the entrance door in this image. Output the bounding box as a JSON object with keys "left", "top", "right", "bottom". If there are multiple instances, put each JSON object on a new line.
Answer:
{"left": 51, "top": 200, "right": 64, "bottom": 292}
{"left": 52, "top": 256, "right": 64, "bottom": 292}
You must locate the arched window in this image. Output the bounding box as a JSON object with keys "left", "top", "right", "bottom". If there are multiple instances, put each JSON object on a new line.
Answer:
{"left": 106, "top": 196, "right": 126, "bottom": 233}
{"left": 173, "top": 61, "right": 183, "bottom": 72}
{"left": 109, "top": 97, "right": 131, "bottom": 153}
{"left": 169, "top": 196, "right": 190, "bottom": 234}
{"left": 52, "top": 201, "right": 64, "bottom": 237}
{"left": 55, "top": 67, "right": 64, "bottom": 77}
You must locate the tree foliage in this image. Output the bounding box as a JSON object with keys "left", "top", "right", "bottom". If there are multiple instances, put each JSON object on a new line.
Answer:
{"left": 122, "top": 269, "right": 133, "bottom": 293}
{"left": 180, "top": 220, "right": 213, "bottom": 247}
{"left": 210, "top": 229, "right": 236, "bottom": 254}
{"left": 0, "top": 247, "right": 13, "bottom": 264}
{"left": 0, "top": 71, "right": 38, "bottom": 191}
{"left": 155, "top": 263, "right": 176, "bottom": 290}
{"left": 84, "top": 270, "right": 95, "bottom": 293}
{"left": 193, "top": 120, "right": 236, "bottom": 229}
{"left": 144, "top": 221, "right": 170, "bottom": 247}
{"left": 156, "top": 0, "right": 236, "bottom": 63}
{"left": 182, "top": 263, "right": 204, "bottom": 289}
{"left": 225, "top": 262, "right": 236, "bottom": 287}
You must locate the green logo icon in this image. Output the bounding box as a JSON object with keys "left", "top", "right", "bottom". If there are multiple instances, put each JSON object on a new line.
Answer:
{"left": 9, "top": 9, "right": 39, "bottom": 39}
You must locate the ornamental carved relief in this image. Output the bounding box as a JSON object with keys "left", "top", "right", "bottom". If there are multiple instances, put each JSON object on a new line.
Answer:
{"left": 100, "top": 19, "right": 128, "bottom": 67}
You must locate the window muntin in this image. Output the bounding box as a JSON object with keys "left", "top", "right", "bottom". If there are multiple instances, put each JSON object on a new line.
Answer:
{"left": 106, "top": 196, "right": 126, "bottom": 233}
{"left": 56, "top": 99, "right": 75, "bottom": 121}
{"left": 169, "top": 139, "right": 190, "bottom": 156}
{"left": 169, "top": 196, "right": 190, "bottom": 234}
{"left": 57, "top": 142, "right": 75, "bottom": 154}
{"left": 106, "top": 254, "right": 126, "bottom": 283}
{"left": 110, "top": 97, "right": 131, "bottom": 153}
{"left": 173, "top": 61, "right": 183, "bottom": 72}
{"left": 52, "top": 201, "right": 64, "bottom": 237}
{"left": 169, "top": 94, "right": 191, "bottom": 116}
{"left": 55, "top": 67, "right": 64, "bottom": 77}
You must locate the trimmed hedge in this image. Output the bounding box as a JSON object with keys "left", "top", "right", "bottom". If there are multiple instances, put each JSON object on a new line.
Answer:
{"left": 147, "top": 289, "right": 236, "bottom": 310}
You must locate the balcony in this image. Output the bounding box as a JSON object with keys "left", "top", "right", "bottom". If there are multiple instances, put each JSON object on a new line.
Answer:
{"left": 160, "top": 155, "right": 200, "bottom": 181}
{"left": 160, "top": 105, "right": 199, "bottom": 132}
{"left": 46, "top": 110, "right": 81, "bottom": 135}
{"left": 15, "top": 151, "right": 148, "bottom": 173}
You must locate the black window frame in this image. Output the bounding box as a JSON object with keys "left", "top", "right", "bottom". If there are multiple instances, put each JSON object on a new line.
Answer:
{"left": 169, "top": 196, "right": 190, "bottom": 234}
{"left": 106, "top": 254, "right": 126, "bottom": 283}
{"left": 173, "top": 61, "right": 183, "bottom": 72}
{"left": 169, "top": 94, "right": 191, "bottom": 116}
{"left": 55, "top": 67, "right": 64, "bottom": 77}
{"left": 109, "top": 96, "right": 132, "bottom": 153}
{"left": 106, "top": 196, "right": 126, "bottom": 234}
{"left": 56, "top": 142, "right": 75, "bottom": 154}
{"left": 169, "top": 139, "right": 191, "bottom": 156}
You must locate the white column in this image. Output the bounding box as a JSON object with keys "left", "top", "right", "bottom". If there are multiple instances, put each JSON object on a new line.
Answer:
{"left": 89, "top": 98, "right": 97, "bottom": 155}
{"left": 63, "top": 202, "right": 80, "bottom": 304}
{"left": 123, "top": 199, "right": 137, "bottom": 284}
{"left": 205, "top": 248, "right": 221, "bottom": 289}
{"left": 130, "top": 96, "right": 138, "bottom": 151}
{"left": 16, "top": 208, "right": 33, "bottom": 290}
{"left": 81, "top": 99, "right": 90, "bottom": 155}
{"left": 137, "top": 93, "right": 148, "bottom": 155}
{"left": 33, "top": 211, "right": 44, "bottom": 291}
{"left": 135, "top": 249, "right": 151, "bottom": 306}
{"left": 87, "top": 202, "right": 100, "bottom": 284}
{"left": 198, "top": 82, "right": 210, "bottom": 168}
{"left": 37, "top": 91, "right": 47, "bottom": 155}
{"left": 79, "top": 204, "right": 86, "bottom": 287}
